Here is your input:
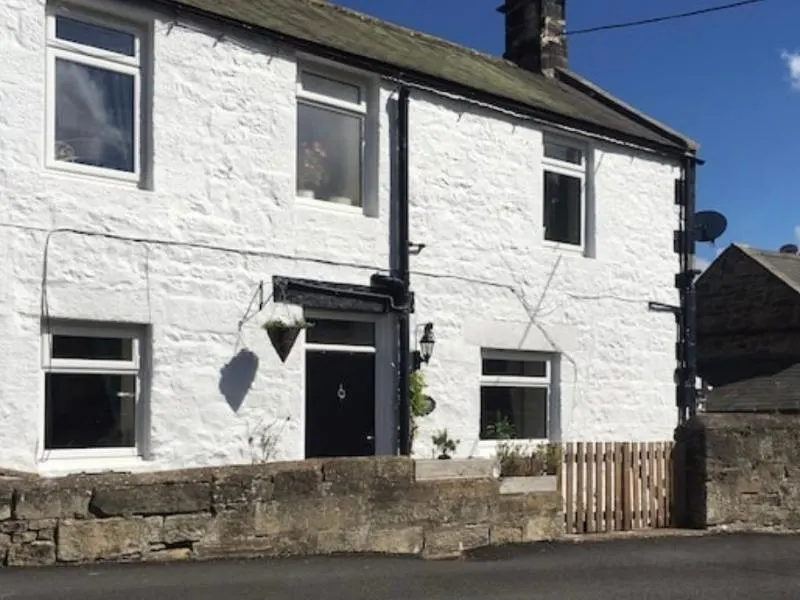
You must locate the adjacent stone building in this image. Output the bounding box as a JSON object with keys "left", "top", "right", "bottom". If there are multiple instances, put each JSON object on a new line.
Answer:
{"left": 0, "top": 0, "right": 698, "bottom": 476}
{"left": 696, "top": 244, "right": 800, "bottom": 412}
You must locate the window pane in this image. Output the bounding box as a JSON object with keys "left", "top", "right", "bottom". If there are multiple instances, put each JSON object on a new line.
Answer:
{"left": 482, "top": 358, "right": 547, "bottom": 377}
{"left": 55, "top": 16, "right": 136, "bottom": 56}
{"left": 480, "top": 386, "right": 548, "bottom": 440}
{"left": 543, "top": 170, "right": 582, "bottom": 245}
{"left": 306, "top": 319, "right": 374, "bottom": 346}
{"left": 544, "top": 140, "right": 582, "bottom": 165}
{"left": 55, "top": 58, "right": 135, "bottom": 173}
{"left": 51, "top": 335, "right": 132, "bottom": 361}
{"left": 297, "top": 102, "right": 363, "bottom": 206}
{"left": 45, "top": 373, "right": 136, "bottom": 450}
{"left": 301, "top": 71, "right": 360, "bottom": 105}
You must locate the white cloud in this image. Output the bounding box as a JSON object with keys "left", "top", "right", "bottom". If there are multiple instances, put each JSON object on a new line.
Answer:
{"left": 694, "top": 255, "right": 710, "bottom": 272}
{"left": 782, "top": 51, "right": 800, "bottom": 90}
{"left": 795, "top": 225, "right": 800, "bottom": 244}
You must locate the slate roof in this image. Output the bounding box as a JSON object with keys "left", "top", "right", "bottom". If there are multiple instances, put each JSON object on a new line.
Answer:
{"left": 159, "top": 0, "right": 696, "bottom": 154}
{"left": 739, "top": 246, "right": 800, "bottom": 295}
{"left": 704, "top": 359, "right": 800, "bottom": 413}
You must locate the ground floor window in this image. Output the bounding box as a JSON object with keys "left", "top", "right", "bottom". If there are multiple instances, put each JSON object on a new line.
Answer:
{"left": 42, "top": 323, "right": 145, "bottom": 458}
{"left": 479, "top": 350, "right": 552, "bottom": 441}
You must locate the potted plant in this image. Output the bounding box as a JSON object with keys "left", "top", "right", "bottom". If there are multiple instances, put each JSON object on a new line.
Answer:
{"left": 431, "top": 429, "right": 459, "bottom": 460}
{"left": 415, "top": 425, "right": 494, "bottom": 481}
{"left": 263, "top": 317, "right": 313, "bottom": 363}
{"left": 298, "top": 140, "right": 329, "bottom": 199}
{"left": 485, "top": 414, "right": 516, "bottom": 440}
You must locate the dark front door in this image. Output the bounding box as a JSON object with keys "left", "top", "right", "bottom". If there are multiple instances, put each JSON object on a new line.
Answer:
{"left": 305, "top": 350, "right": 375, "bottom": 458}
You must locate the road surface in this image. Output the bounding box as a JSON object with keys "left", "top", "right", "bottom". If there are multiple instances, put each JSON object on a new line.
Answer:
{"left": 2, "top": 533, "right": 800, "bottom": 599}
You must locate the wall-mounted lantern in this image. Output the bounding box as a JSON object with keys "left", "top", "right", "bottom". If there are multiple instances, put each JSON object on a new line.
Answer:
{"left": 412, "top": 322, "right": 435, "bottom": 371}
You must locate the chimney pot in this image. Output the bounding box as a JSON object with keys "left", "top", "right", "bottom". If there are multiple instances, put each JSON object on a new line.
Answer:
{"left": 497, "top": 0, "right": 567, "bottom": 76}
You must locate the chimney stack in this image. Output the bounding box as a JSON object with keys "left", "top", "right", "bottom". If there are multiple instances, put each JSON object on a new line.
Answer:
{"left": 497, "top": 0, "right": 567, "bottom": 76}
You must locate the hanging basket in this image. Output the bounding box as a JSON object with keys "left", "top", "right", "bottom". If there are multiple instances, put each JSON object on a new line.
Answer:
{"left": 264, "top": 320, "right": 312, "bottom": 363}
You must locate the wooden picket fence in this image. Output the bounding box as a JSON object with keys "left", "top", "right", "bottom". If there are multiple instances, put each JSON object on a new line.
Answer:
{"left": 562, "top": 441, "right": 675, "bottom": 534}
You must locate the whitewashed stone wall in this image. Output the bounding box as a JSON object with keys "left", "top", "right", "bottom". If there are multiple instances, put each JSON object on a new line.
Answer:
{"left": 0, "top": 0, "right": 681, "bottom": 474}
{"left": 407, "top": 92, "right": 681, "bottom": 459}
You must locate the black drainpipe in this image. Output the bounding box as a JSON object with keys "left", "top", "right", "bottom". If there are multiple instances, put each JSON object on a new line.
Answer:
{"left": 678, "top": 155, "right": 698, "bottom": 424}
{"left": 396, "top": 86, "right": 412, "bottom": 455}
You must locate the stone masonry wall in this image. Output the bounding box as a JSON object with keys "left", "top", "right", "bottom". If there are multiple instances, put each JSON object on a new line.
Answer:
{"left": 676, "top": 413, "right": 800, "bottom": 531}
{"left": 696, "top": 245, "right": 800, "bottom": 336}
{"left": 0, "top": 457, "right": 561, "bottom": 567}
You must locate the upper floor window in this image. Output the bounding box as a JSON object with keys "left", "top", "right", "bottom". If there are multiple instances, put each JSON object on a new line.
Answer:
{"left": 46, "top": 7, "right": 146, "bottom": 182}
{"left": 42, "top": 323, "right": 147, "bottom": 460}
{"left": 542, "top": 137, "right": 586, "bottom": 247}
{"left": 479, "top": 350, "right": 552, "bottom": 441}
{"left": 296, "top": 66, "right": 366, "bottom": 208}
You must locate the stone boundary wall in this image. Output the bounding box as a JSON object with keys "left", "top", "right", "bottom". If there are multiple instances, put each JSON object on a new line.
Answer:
{"left": 0, "top": 457, "right": 561, "bottom": 567}
{"left": 675, "top": 413, "right": 800, "bottom": 531}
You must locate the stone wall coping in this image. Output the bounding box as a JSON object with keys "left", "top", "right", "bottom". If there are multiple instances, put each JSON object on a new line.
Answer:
{"left": 3, "top": 455, "right": 571, "bottom": 488}
{"left": 414, "top": 458, "right": 496, "bottom": 481}
{"left": 694, "top": 412, "right": 800, "bottom": 428}
{"left": 499, "top": 475, "right": 558, "bottom": 495}
{"left": 7, "top": 456, "right": 416, "bottom": 487}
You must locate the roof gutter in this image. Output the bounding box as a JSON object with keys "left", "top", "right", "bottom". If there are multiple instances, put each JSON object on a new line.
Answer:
{"left": 146, "top": 0, "right": 695, "bottom": 159}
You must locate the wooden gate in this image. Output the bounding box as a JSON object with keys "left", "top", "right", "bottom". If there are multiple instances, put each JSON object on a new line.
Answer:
{"left": 562, "top": 442, "right": 675, "bottom": 534}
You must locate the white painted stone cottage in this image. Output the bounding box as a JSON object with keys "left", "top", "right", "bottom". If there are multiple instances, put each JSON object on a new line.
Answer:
{"left": 0, "top": 0, "right": 699, "bottom": 476}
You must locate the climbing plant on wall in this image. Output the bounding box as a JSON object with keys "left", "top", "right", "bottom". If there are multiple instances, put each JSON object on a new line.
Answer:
{"left": 409, "top": 370, "right": 428, "bottom": 452}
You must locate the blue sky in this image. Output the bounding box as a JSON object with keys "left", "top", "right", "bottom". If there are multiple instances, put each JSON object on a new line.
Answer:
{"left": 337, "top": 0, "right": 798, "bottom": 267}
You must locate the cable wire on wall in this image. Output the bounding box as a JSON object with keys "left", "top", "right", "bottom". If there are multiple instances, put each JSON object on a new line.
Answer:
{"left": 2, "top": 218, "right": 667, "bottom": 378}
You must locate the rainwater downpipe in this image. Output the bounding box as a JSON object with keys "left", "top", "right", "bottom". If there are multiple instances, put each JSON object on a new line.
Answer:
{"left": 396, "top": 86, "right": 412, "bottom": 456}
{"left": 679, "top": 155, "right": 699, "bottom": 423}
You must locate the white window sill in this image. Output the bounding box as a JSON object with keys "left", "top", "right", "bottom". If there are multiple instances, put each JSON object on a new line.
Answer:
{"left": 44, "top": 160, "right": 143, "bottom": 189}
{"left": 541, "top": 239, "right": 586, "bottom": 256}
{"left": 37, "top": 453, "right": 151, "bottom": 478}
{"left": 295, "top": 195, "right": 368, "bottom": 216}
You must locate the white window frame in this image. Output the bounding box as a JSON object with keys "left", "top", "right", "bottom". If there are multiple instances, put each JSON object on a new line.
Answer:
{"left": 541, "top": 135, "right": 587, "bottom": 251}
{"left": 45, "top": 4, "right": 146, "bottom": 184}
{"left": 479, "top": 349, "right": 552, "bottom": 443}
{"left": 40, "top": 323, "right": 145, "bottom": 462}
{"left": 304, "top": 313, "right": 377, "bottom": 355}
{"left": 295, "top": 63, "right": 369, "bottom": 215}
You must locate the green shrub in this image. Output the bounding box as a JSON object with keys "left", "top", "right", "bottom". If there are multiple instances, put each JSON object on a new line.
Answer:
{"left": 409, "top": 370, "right": 427, "bottom": 450}
{"left": 496, "top": 442, "right": 561, "bottom": 477}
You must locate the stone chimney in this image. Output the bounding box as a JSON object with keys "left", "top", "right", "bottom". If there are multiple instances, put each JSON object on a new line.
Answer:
{"left": 497, "top": 0, "right": 567, "bottom": 76}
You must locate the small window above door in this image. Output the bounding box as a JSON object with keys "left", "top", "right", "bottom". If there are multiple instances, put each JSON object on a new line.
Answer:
{"left": 306, "top": 319, "right": 375, "bottom": 347}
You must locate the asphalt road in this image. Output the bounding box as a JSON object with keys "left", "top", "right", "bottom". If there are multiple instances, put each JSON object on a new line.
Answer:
{"left": 3, "top": 533, "right": 800, "bottom": 599}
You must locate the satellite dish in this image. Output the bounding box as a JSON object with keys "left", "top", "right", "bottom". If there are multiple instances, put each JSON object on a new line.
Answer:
{"left": 779, "top": 243, "right": 799, "bottom": 255}
{"left": 693, "top": 211, "right": 728, "bottom": 244}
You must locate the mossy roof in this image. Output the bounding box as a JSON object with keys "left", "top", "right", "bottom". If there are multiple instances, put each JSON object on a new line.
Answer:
{"left": 166, "top": 0, "right": 694, "bottom": 153}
